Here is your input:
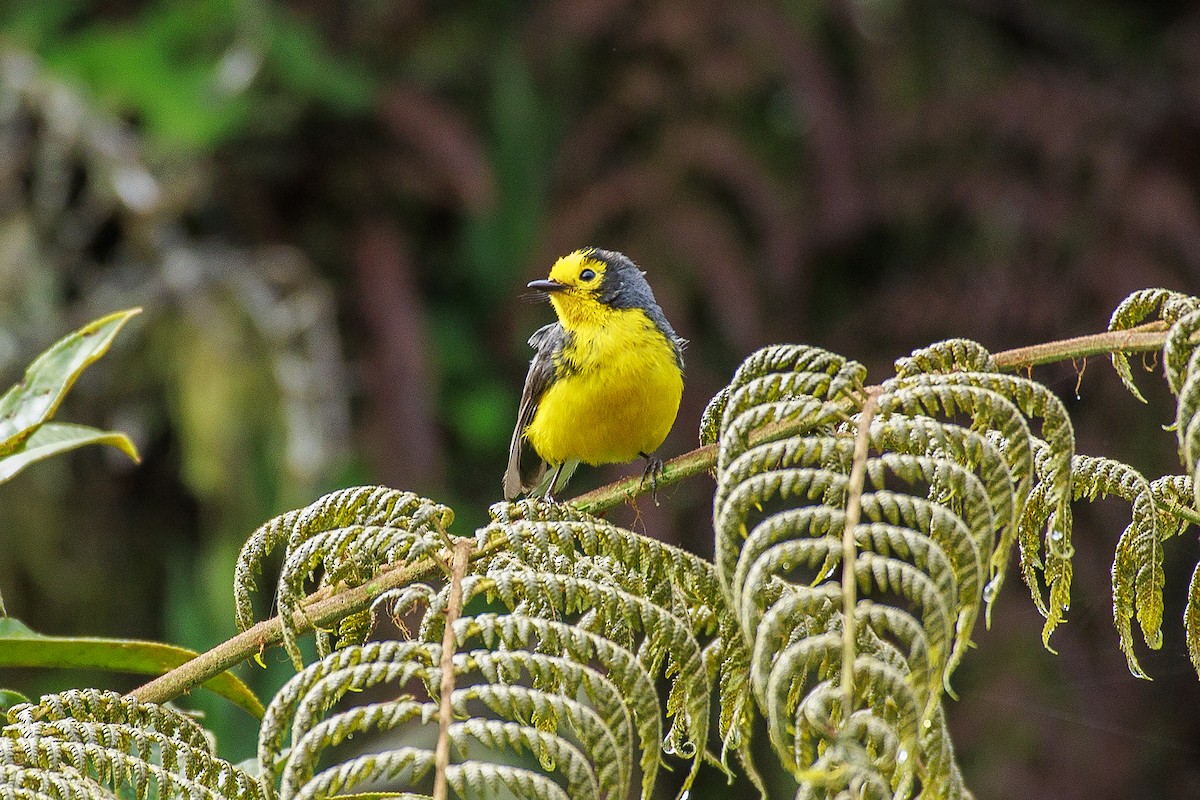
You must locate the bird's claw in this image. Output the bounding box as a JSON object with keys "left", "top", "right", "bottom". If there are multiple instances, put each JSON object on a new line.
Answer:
{"left": 639, "top": 452, "right": 664, "bottom": 505}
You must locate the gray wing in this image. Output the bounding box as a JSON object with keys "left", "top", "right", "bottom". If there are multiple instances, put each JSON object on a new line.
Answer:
{"left": 503, "top": 323, "right": 566, "bottom": 499}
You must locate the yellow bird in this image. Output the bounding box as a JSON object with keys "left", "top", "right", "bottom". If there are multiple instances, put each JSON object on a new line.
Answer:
{"left": 504, "top": 248, "right": 685, "bottom": 500}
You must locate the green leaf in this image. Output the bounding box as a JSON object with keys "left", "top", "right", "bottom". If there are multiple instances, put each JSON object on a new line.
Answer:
{"left": 0, "top": 422, "right": 139, "bottom": 484}
{"left": 0, "top": 618, "right": 264, "bottom": 719}
{"left": 0, "top": 308, "right": 142, "bottom": 456}
{"left": 0, "top": 688, "right": 31, "bottom": 714}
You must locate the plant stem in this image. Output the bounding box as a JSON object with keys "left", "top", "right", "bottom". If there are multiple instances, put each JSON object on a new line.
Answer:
{"left": 432, "top": 538, "right": 472, "bottom": 800}
{"left": 128, "top": 562, "right": 419, "bottom": 704}
{"left": 569, "top": 442, "right": 717, "bottom": 515}
{"left": 1166, "top": 500, "right": 1200, "bottom": 528}
{"left": 841, "top": 390, "right": 879, "bottom": 723}
{"left": 129, "top": 320, "right": 1180, "bottom": 706}
{"left": 571, "top": 321, "right": 1176, "bottom": 515}
{"left": 129, "top": 536, "right": 503, "bottom": 706}
{"left": 991, "top": 322, "right": 1168, "bottom": 369}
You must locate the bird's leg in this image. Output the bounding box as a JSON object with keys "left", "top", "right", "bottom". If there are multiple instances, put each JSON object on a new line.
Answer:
{"left": 543, "top": 462, "right": 567, "bottom": 503}
{"left": 638, "top": 451, "right": 664, "bottom": 505}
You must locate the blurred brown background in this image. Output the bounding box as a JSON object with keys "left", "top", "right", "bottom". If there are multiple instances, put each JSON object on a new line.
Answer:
{"left": 1, "top": 0, "right": 1199, "bottom": 796}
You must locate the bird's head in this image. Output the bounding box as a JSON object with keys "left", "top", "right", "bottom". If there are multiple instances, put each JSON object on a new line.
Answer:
{"left": 528, "top": 247, "right": 657, "bottom": 328}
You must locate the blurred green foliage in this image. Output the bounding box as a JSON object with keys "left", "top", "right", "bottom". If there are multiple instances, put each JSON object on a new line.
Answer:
{"left": 1, "top": 0, "right": 374, "bottom": 150}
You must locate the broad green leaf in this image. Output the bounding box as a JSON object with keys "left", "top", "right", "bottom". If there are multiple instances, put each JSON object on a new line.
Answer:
{"left": 0, "top": 308, "right": 142, "bottom": 456}
{"left": 0, "top": 688, "right": 31, "bottom": 713}
{"left": 0, "top": 422, "right": 139, "bottom": 484}
{"left": 0, "top": 618, "right": 264, "bottom": 719}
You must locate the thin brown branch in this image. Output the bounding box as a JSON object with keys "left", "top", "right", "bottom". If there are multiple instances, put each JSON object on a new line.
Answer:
{"left": 433, "top": 538, "right": 473, "bottom": 800}
{"left": 128, "top": 535, "right": 506, "bottom": 706}
{"left": 571, "top": 321, "right": 1176, "bottom": 515}
{"left": 127, "top": 559, "right": 423, "bottom": 705}
{"left": 841, "top": 389, "right": 879, "bottom": 721}
{"left": 991, "top": 321, "right": 1168, "bottom": 369}
{"left": 129, "top": 320, "right": 1179, "bottom": 708}
{"left": 569, "top": 441, "right": 718, "bottom": 515}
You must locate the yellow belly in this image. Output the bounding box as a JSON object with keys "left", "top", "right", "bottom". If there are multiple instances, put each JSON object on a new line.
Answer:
{"left": 525, "top": 311, "right": 683, "bottom": 466}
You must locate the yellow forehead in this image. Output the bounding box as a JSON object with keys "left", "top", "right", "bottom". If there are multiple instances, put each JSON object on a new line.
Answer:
{"left": 547, "top": 250, "right": 605, "bottom": 285}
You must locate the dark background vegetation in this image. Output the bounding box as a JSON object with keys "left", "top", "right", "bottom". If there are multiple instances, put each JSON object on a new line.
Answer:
{"left": 2, "top": 0, "right": 1200, "bottom": 796}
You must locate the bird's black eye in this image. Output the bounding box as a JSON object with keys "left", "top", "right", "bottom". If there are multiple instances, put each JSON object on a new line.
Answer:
{"left": 580, "top": 268, "right": 596, "bottom": 281}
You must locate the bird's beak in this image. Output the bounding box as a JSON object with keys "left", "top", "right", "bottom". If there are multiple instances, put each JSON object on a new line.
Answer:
{"left": 528, "top": 279, "right": 568, "bottom": 292}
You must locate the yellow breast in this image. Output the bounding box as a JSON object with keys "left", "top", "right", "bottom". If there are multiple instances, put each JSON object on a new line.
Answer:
{"left": 525, "top": 308, "right": 683, "bottom": 466}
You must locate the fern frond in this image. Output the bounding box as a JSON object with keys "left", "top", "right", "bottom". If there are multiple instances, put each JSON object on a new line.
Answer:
{"left": 453, "top": 569, "right": 709, "bottom": 774}
{"left": 710, "top": 343, "right": 1016, "bottom": 796}
{"left": 456, "top": 613, "right": 662, "bottom": 798}
{"left": 224, "top": 300, "right": 1200, "bottom": 798}
{"left": 0, "top": 764, "right": 116, "bottom": 800}
{"left": 1161, "top": 308, "right": 1200, "bottom": 396}
{"left": 1108, "top": 288, "right": 1200, "bottom": 401}
{"left": 1024, "top": 452, "right": 1160, "bottom": 677}
{"left": 256, "top": 498, "right": 731, "bottom": 800}
{"left": 1188, "top": 563, "right": 1200, "bottom": 678}
{"left": 893, "top": 338, "right": 996, "bottom": 377}
{"left": 883, "top": 369, "right": 1076, "bottom": 643}
{"left": 869, "top": 415, "right": 1016, "bottom": 620}
{"left": 1174, "top": 343, "right": 1200, "bottom": 504}
{"left": 1159, "top": 309, "right": 1200, "bottom": 679}
{"left": 1138, "top": 296, "right": 1200, "bottom": 677}
{"left": 234, "top": 486, "right": 454, "bottom": 668}
{"left": 0, "top": 690, "right": 260, "bottom": 800}
{"left": 707, "top": 337, "right": 1088, "bottom": 795}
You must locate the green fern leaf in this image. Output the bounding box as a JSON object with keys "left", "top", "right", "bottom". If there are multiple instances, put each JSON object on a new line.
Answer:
{"left": 0, "top": 690, "right": 261, "bottom": 800}
{"left": 1162, "top": 308, "right": 1200, "bottom": 396}
{"left": 1188, "top": 563, "right": 1200, "bottom": 679}
{"left": 0, "top": 763, "right": 116, "bottom": 800}
{"left": 256, "top": 497, "right": 727, "bottom": 800}
{"left": 234, "top": 486, "right": 453, "bottom": 668}
{"left": 1108, "top": 288, "right": 1200, "bottom": 402}
{"left": 894, "top": 338, "right": 996, "bottom": 377}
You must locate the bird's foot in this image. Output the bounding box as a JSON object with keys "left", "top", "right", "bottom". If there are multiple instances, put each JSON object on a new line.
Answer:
{"left": 539, "top": 462, "right": 568, "bottom": 504}
{"left": 639, "top": 452, "right": 664, "bottom": 505}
